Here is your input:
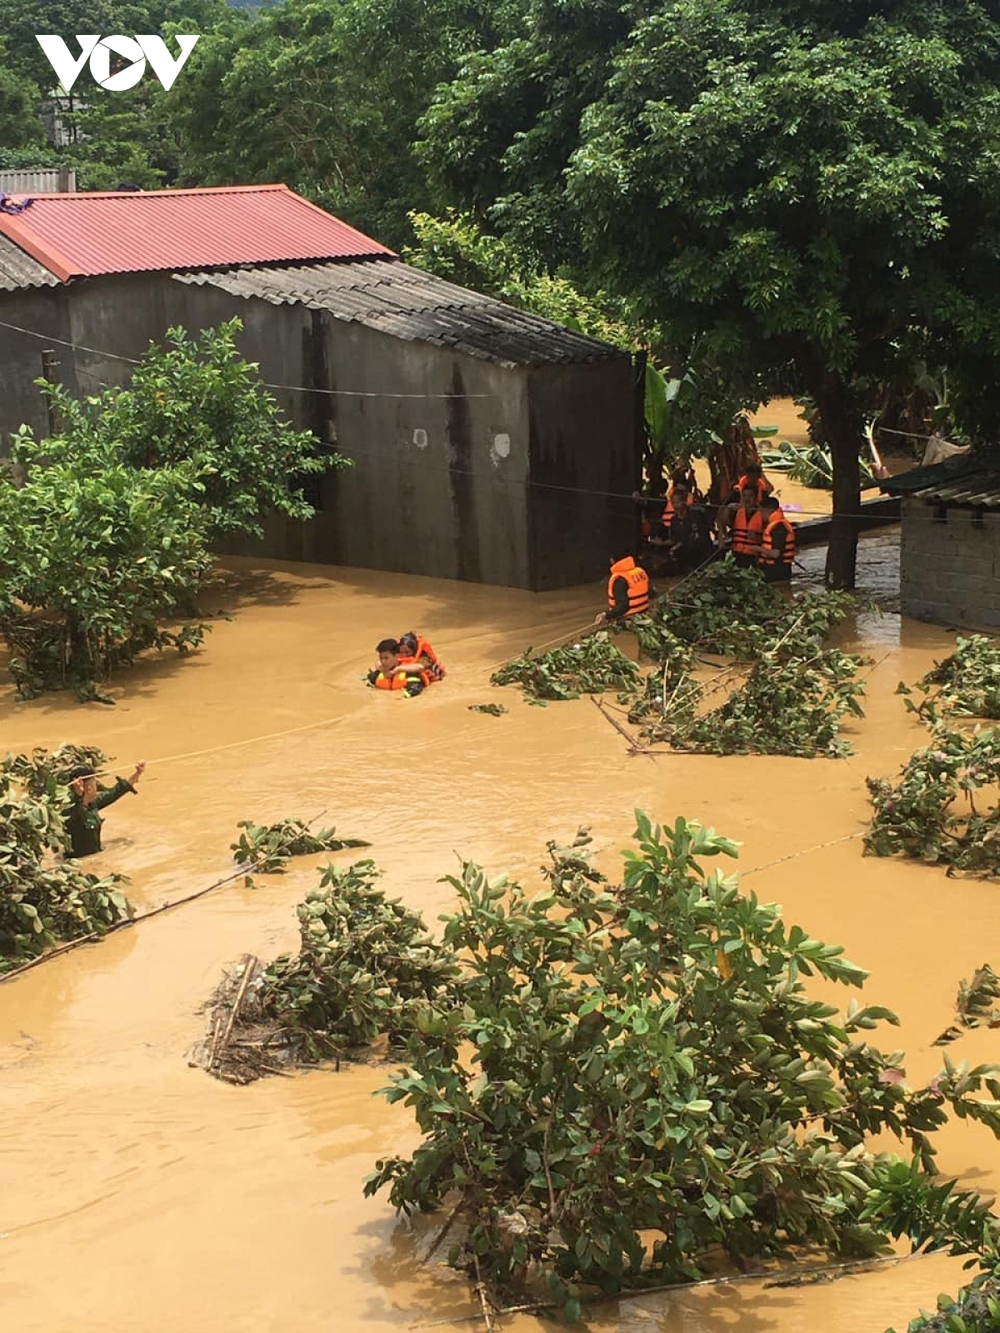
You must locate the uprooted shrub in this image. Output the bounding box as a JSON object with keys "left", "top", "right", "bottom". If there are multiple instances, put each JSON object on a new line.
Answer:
{"left": 866, "top": 727, "right": 1000, "bottom": 875}
{"left": 0, "top": 746, "right": 133, "bottom": 971}
{"left": 899, "top": 635, "right": 1000, "bottom": 724}
{"left": 364, "top": 817, "right": 1000, "bottom": 1317}
{"left": 202, "top": 860, "right": 461, "bottom": 1079}
{"left": 490, "top": 632, "right": 640, "bottom": 702}
{"left": 231, "top": 818, "right": 369, "bottom": 875}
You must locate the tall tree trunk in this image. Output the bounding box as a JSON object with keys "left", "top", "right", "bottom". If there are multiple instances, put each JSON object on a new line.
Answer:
{"left": 814, "top": 372, "right": 863, "bottom": 589}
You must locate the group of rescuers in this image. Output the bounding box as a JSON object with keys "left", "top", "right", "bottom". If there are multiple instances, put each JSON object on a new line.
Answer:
{"left": 63, "top": 468, "right": 789, "bottom": 856}
{"left": 595, "top": 463, "right": 796, "bottom": 628}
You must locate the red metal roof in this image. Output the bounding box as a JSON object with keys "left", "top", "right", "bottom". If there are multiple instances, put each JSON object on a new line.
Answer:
{"left": 0, "top": 184, "right": 394, "bottom": 281}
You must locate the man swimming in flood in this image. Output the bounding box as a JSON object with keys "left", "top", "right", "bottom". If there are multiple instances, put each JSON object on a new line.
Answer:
{"left": 65, "top": 760, "right": 146, "bottom": 858}
{"left": 367, "top": 638, "right": 427, "bottom": 696}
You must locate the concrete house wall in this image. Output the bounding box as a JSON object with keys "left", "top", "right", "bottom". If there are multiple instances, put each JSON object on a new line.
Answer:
{"left": 0, "top": 272, "right": 633, "bottom": 590}
{"left": 900, "top": 497, "right": 1000, "bottom": 628}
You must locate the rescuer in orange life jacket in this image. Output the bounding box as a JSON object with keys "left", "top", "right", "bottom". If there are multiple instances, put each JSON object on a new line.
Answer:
{"left": 367, "top": 638, "right": 426, "bottom": 696}
{"left": 398, "top": 631, "right": 446, "bottom": 682}
{"left": 592, "top": 551, "right": 651, "bottom": 627}
{"left": 721, "top": 483, "right": 767, "bottom": 569}
{"left": 756, "top": 494, "right": 796, "bottom": 582}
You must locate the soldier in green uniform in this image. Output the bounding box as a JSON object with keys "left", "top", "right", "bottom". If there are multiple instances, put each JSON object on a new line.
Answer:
{"left": 65, "top": 760, "right": 146, "bottom": 858}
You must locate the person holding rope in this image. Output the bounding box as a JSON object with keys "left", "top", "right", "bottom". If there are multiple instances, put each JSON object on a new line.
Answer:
{"left": 650, "top": 481, "right": 716, "bottom": 574}
{"left": 65, "top": 761, "right": 146, "bottom": 858}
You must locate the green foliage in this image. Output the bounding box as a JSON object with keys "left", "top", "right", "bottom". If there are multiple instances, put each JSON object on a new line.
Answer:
{"left": 645, "top": 646, "right": 867, "bottom": 758}
{"left": 0, "top": 746, "right": 132, "bottom": 971}
{"left": 866, "top": 728, "right": 1000, "bottom": 875}
{"left": 421, "top": 0, "right": 1000, "bottom": 583}
{"left": 0, "top": 421, "right": 212, "bottom": 698}
{"left": 643, "top": 562, "right": 787, "bottom": 659}
{"left": 39, "top": 320, "right": 341, "bottom": 540}
{"left": 406, "top": 209, "right": 646, "bottom": 349}
{"left": 231, "top": 818, "right": 369, "bottom": 874}
{"left": 468, "top": 703, "right": 508, "bottom": 716}
{"left": 170, "top": 0, "right": 517, "bottom": 247}
{"left": 900, "top": 637, "right": 1000, "bottom": 724}
{"left": 760, "top": 440, "right": 876, "bottom": 490}
{"left": 490, "top": 632, "right": 641, "bottom": 703}
{"left": 364, "top": 817, "right": 1000, "bottom": 1312}
{"left": 0, "top": 320, "right": 342, "bottom": 696}
{"left": 256, "top": 861, "right": 462, "bottom": 1059}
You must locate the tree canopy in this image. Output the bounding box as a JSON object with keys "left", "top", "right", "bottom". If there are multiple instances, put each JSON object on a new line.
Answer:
{"left": 421, "top": 0, "right": 1000, "bottom": 584}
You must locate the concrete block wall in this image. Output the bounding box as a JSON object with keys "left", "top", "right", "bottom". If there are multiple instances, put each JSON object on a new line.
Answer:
{"left": 900, "top": 499, "right": 1000, "bottom": 628}
{"left": 0, "top": 272, "right": 632, "bottom": 590}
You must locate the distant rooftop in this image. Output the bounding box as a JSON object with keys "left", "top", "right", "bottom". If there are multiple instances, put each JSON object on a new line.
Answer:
{"left": 881, "top": 450, "right": 1000, "bottom": 509}
{"left": 0, "top": 184, "right": 393, "bottom": 281}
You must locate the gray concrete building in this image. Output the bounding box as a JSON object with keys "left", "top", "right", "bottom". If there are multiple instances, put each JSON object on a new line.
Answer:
{"left": 0, "top": 185, "right": 636, "bottom": 591}
{"left": 882, "top": 454, "right": 1000, "bottom": 628}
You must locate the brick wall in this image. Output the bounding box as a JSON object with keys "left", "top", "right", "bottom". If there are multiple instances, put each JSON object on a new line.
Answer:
{"left": 900, "top": 498, "right": 1000, "bottom": 628}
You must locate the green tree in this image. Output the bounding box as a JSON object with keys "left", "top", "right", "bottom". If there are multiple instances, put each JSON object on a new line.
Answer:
{"left": 364, "top": 818, "right": 1000, "bottom": 1313}
{"left": 171, "top": 0, "right": 522, "bottom": 248}
{"left": 0, "top": 425, "right": 212, "bottom": 695}
{"left": 0, "top": 44, "right": 44, "bottom": 149}
{"left": 421, "top": 0, "right": 1000, "bottom": 586}
{"left": 42, "top": 319, "right": 343, "bottom": 540}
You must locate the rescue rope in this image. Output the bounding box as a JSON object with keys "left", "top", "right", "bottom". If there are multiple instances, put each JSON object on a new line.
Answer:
{"left": 740, "top": 830, "right": 867, "bottom": 878}
{"left": 0, "top": 809, "right": 330, "bottom": 986}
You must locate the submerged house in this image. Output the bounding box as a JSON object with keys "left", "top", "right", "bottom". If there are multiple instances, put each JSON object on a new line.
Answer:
{"left": 0, "top": 184, "right": 636, "bottom": 591}
{"left": 881, "top": 452, "right": 1000, "bottom": 628}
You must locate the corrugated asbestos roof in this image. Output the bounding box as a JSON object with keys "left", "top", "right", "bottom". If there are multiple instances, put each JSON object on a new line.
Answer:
{"left": 881, "top": 451, "right": 1000, "bottom": 508}
{"left": 0, "top": 168, "right": 76, "bottom": 194}
{"left": 174, "top": 259, "right": 625, "bottom": 367}
{"left": 0, "top": 231, "right": 59, "bottom": 290}
{"left": 0, "top": 185, "right": 392, "bottom": 281}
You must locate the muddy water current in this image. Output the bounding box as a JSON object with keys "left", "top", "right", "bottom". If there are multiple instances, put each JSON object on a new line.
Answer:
{"left": 2, "top": 537, "right": 998, "bottom": 1333}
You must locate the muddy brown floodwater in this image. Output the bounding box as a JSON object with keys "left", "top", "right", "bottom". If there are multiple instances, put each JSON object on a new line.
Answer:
{"left": 2, "top": 538, "right": 998, "bottom": 1333}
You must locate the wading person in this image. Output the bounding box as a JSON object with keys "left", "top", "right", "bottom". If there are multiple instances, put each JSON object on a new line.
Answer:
{"left": 65, "top": 761, "right": 146, "bottom": 858}
{"left": 757, "top": 495, "right": 796, "bottom": 582}
{"left": 723, "top": 484, "right": 766, "bottom": 568}
{"left": 593, "top": 551, "right": 650, "bottom": 627}
{"left": 653, "top": 483, "right": 716, "bottom": 574}
{"left": 367, "top": 638, "right": 427, "bottom": 696}
{"left": 735, "top": 462, "right": 774, "bottom": 504}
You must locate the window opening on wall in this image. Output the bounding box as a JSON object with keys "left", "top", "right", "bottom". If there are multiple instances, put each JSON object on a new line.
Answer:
{"left": 932, "top": 503, "right": 948, "bottom": 523}
{"left": 972, "top": 507, "right": 986, "bottom": 529}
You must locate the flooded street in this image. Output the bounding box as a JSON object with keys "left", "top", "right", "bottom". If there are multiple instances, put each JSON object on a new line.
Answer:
{"left": 3, "top": 538, "right": 999, "bottom": 1333}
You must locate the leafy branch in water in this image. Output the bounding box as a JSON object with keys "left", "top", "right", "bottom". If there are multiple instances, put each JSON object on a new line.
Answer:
{"left": 0, "top": 746, "right": 133, "bottom": 971}
{"left": 231, "top": 818, "right": 369, "bottom": 875}
{"left": 898, "top": 636, "right": 1000, "bottom": 724}
{"left": 866, "top": 728, "right": 1000, "bottom": 875}
{"left": 361, "top": 816, "right": 1000, "bottom": 1317}
{"left": 202, "top": 860, "right": 461, "bottom": 1078}
{"left": 490, "top": 632, "right": 640, "bottom": 703}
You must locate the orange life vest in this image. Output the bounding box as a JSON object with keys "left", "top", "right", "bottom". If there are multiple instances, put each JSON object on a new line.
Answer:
{"left": 760, "top": 511, "right": 796, "bottom": 565}
{"left": 372, "top": 668, "right": 411, "bottom": 690}
{"left": 737, "top": 473, "right": 774, "bottom": 502}
{"left": 413, "top": 636, "right": 445, "bottom": 679}
{"left": 731, "top": 506, "right": 765, "bottom": 555}
{"left": 607, "top": 557, "right": 650, "bottom": 615}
